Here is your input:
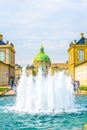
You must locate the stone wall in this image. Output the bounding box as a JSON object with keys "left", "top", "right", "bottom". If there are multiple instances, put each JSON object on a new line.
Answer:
{"left": 0, "top": 61, "right": 9, "bottom": 86}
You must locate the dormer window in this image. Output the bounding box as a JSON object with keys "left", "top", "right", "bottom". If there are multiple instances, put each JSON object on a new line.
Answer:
{"left": 78, "top": 50, "right": 84, "bottom": 60}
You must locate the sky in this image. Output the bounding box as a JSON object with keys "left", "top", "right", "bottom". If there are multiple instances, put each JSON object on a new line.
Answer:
{"left": 0, "top": 0, "right": 87, "bottom": 66}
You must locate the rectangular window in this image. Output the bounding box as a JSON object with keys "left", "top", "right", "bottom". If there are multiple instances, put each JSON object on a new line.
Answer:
{"left": 0, "top": 51, "right": 5, "bottom": 62}
{"left": 78, "top": 50, "right": 84, "bottom": 60}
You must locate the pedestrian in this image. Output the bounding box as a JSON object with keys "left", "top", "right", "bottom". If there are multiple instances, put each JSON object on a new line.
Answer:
{"left": 10, "top": 78, "right": 14, "bottom": 90}
{"left": 72, "top": 80, "right": 76, "bottom": 91}
{"left": 76, "top": 81, "right": 80, "bottom": 92}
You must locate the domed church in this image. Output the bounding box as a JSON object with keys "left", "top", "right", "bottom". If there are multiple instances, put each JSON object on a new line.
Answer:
{"left": 33, "top": 46, "right": 51, "bottom": 73}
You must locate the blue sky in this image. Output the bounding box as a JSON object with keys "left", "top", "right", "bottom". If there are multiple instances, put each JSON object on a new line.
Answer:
{"left": 0, "top": 0, "right": 87, "bottom": 66}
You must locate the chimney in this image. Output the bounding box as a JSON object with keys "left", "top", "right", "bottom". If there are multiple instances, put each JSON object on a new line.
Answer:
{"left": 80, "top": 33, "right": 84, "bottom": 38}
{"left": 74, "top": 40, "right": 77, "bottom": 44}
{"left": 0, "top": 34, "right": 3, "bottom": 41}
{"left": 6, "top": 40, "right": 9, "bottom": 44}
{"left": 85, "top": 39, "right": 87, "bottom": 44}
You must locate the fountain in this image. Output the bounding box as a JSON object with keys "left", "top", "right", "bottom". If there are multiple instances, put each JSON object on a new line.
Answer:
{"left": 15, "top": 67, "right": 75, "bottom": 113}
{"left": 0, "top": 48, "right": 87, "bottom": 129}
{"left": 0, "top": 67, "right": 87, "bottom": 130}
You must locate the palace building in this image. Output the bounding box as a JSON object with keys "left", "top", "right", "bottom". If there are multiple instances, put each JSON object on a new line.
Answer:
{"left": 68, "top": 33, "right": 87, "bottom": 86}
{"left": 0, "top": 34, "right": 16, "bottom": 86}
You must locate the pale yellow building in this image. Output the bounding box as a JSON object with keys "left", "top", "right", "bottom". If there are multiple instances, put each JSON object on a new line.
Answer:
{"left": 51, "top": 62, "right": 68, "bottom": 75}
{"left": 15, "top": 64, "right": 22, "bottom": 79}
{"left": 15, "top": 64, "right": 36, "bottom": 78}
{"left": 68, "top": 33, "right": 87, "bottom": 86}
{"left": 75, "top": 61, "right": 87, "bottom": 86}
{"left": 0, "top": 61, "right": 9, "bottom": 86}
{"left": 0, "top": 34, "right": 16, "bottom": 86}
{"left": 26, "top": 65, "right": 36, "bottom": 76}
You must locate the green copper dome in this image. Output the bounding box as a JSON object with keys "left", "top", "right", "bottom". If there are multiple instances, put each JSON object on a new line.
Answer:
{"left": 33, "top": 46, "right": 51, "bottom": 63}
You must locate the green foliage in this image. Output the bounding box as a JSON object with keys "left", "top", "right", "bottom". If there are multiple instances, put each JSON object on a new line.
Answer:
{"left": 0, "top": 88, "right": 8, "bottom": 92}
{"left": 80, "top": 86, "right": 87, "bottom": 91}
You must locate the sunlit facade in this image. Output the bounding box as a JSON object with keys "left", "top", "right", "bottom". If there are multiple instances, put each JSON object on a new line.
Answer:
{"left": 15, "top": 64, "right": 22, "bottom": 79}
{"left": 75, "top": 61, "right": 87, "bottom": 86}
{"left": 68, "top": 33, "right": 87, "bottom": 86}
{"left": 0, "top": 34, "right": 16, "bottom": 86}
{"left": 51, "top": 63, "right": 68, "bottom": 75}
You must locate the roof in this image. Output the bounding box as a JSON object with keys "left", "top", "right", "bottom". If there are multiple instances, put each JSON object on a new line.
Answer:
{"left": 26, "top": 65, "right": 35, "bottom": 69}
{"left": 15, "top": 64, "right": 22, "bottom": 68}
{"left": 77, "top": 37, "right": 86, "bottom": 44}
{"left": 0, "top": 40, "right": 6, "bottom": 45}
{"left": 29, "top": 65, "right": 35, "bottom": 69}
{"left": 33, "top": 46, "right": 51, "bottom": 63}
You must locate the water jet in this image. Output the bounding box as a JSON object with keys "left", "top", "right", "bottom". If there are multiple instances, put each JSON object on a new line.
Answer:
{"left": 15, "top": 67, "right": 75, "bottom": 113}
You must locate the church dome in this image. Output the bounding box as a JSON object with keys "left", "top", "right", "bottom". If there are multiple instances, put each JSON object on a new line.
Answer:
{"left": 33, "top": 46, "right": 51, "bottom": 63}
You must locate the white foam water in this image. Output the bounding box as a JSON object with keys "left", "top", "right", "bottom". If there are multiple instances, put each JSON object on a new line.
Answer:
{"left": 14, "top": 67, "right": 75, "bottom": 113}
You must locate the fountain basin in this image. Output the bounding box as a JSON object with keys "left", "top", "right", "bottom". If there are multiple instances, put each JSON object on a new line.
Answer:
{"left": 0, "top": 96, "right": 87, "bottom": 130}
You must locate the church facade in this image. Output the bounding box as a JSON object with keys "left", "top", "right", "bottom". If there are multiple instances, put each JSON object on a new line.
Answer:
{"left": 33, "top": 46, "right": 51, "bottom": 74}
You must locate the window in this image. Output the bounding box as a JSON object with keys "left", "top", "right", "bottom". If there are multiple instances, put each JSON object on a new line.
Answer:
{"left": 78, "top": 50, "right": 84, "bottom": 60}
{"left": 0, "top": 51, "right": 5, "bottom": 62}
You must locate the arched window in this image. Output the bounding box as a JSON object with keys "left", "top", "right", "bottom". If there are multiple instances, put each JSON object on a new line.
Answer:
{"left": 78, "top": 50, "right": 84, "bottom": 60}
